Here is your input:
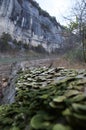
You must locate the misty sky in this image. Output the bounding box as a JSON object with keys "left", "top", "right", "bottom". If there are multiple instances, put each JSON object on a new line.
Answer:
{"left": 36, "top": 0, "right": 76, "bottom": 25}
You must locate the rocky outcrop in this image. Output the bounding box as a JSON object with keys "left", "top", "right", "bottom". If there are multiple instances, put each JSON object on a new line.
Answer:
{"left": 0, "top": 0, "right": 65, "bottom": 52}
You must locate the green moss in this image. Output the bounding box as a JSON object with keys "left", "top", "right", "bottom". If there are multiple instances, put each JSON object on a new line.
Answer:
{"left": 30, "top": 113, "right": 50, "bottom": 129}
{"left": 52, "top": 124, "right": 72, "bottom": 130}
{"left": 0, "top": 67, "right": 86, "bottom": 130}
{"left": 10, "top": 127, "right": 20, "bottom": 130}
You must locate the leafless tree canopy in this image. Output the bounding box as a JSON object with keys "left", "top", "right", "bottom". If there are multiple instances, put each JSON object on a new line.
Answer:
{"left": 67, "top": 0, "right": 86, "bottom": 62}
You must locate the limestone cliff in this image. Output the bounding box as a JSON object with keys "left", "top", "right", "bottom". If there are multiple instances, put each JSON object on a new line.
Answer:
{"left": 0, "top": 0, "right": 65, "bottom": 52}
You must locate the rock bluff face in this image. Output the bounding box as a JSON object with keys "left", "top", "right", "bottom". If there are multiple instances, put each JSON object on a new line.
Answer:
{"left": 0, "top": 0, "right": 65, "bottom": 52}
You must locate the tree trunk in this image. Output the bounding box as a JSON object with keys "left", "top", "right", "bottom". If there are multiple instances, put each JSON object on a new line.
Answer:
{"left": 82, "top": 26, "right": 86, "bottom": 62}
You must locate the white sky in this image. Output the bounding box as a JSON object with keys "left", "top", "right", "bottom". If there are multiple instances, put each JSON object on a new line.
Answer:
{"left": 36, "top": 0, "right": 76, "bottom": 25}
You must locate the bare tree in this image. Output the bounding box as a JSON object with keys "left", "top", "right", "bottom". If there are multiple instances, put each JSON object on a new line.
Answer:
{"left": 63, "top": 0, "right": 86, "bottom": 62}
{"left": 72, "top": 0, "right": 86, "bottom": 62}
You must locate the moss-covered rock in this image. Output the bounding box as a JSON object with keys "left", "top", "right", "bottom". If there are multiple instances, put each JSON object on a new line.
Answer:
{"left": 0, "top": 67, "right": 86, "bottom": 130}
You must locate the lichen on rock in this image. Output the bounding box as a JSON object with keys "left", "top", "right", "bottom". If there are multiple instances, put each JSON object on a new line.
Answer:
{"left": 0, "top": 66, "right": 86, "bottom": 130}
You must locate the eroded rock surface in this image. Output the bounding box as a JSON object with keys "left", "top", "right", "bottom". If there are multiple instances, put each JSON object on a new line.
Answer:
{"left": 0, "top": 0, "right": 75, "bottom": 52}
